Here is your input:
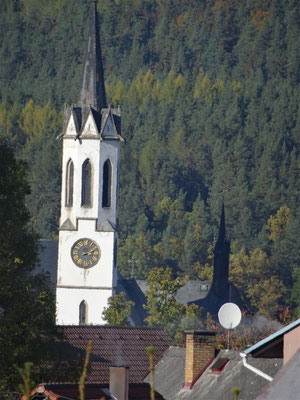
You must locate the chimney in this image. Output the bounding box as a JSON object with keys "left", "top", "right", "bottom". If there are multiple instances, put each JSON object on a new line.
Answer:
{"left": 184, "top": 330, "right": 216, "bottom": 387}
{"left": 109, "top": 366, "right": 129, "bottom": 400}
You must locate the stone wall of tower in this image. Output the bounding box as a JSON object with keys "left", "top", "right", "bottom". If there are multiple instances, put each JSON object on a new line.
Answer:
{"left": 60, "top": 134, "right": 119, "bottom": 229}
{"left": 98, "top": 139, "right": 120, "bottom": 228}
{"left": 56, "top": 113, "right": 120, "bottom": 325}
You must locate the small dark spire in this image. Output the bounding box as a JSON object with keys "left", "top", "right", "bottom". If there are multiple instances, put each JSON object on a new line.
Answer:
{"left": 79, "top": 0, "right": 107, "bottom": 119}
{"left": 212, "top": 203, "right": 230, "bottom": 299}
{"left": 217, "top": 203, "right": 226, "bottom": 242}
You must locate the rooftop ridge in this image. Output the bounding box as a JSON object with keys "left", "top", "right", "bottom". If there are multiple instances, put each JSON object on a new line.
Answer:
{"left": 60, "top": 325, "right": 171, "bottom": 331}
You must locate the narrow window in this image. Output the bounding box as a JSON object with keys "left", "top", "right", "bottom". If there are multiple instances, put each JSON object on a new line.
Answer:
{"left": 79, "top": 300, "right": 87, "bottom": 325}
{"left": 65, "top": 160, "right": 74, "bottom": 207}
{"left": 81, "top": 159, "right": 92, "bottom": 206}
{"left": 102, "top": 159, "right": 112, "bottom": 207}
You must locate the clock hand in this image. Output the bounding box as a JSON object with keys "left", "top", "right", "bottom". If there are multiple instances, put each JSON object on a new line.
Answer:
{"left": 82, "top": 248, "right": 97, "bottom": 256}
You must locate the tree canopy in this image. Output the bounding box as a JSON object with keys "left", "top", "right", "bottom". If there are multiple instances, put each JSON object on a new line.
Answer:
{"left": 0, "top": 0, "right": 299, "bottom": 319}
{"left": 0, "top": 139, "right": 58, "bottom": 390}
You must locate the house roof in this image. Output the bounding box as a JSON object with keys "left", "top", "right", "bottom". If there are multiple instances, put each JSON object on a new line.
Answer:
{"left": 117, "top": 277, "right": 148, "bottom": 326}
{"left": 38, "top": 382, "right": 165, "bottom": 400}
{"left": 145, "top": 348, "right": 282, "bottom": 400}
{"left": 59, "top": 325, "right": 173, "bottom": 384}
{"left": 144, "top": 346, "right": 186, "bottom": 400}
{"left": 254, "top": 349, "right": 300, "bottom": 400}
{"left": 244, "top": 318, "right": 300, "bottom": 356}
{"left": 26, "top": 384, "right": 112, "bottom": 400}
{"left": 136, "top": 280, "right": 211, "bottom": 305}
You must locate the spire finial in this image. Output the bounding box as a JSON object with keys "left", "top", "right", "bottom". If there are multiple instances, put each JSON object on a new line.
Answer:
{"left": 79, "top": 0, "right": 107, "bottom": 119}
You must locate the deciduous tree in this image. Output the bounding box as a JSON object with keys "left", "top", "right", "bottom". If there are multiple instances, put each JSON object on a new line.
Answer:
{"left": 102, "top": 292, "right": 134, "bottom": 326}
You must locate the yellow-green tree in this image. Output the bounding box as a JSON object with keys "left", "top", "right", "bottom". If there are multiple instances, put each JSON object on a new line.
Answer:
{"left": 267, "top": 205, "right": 291, "bottom": 241}
{"left": 144, "top": 267, "right": 202, "bottom": 339}
{"left": 102, "top": 292, "right": 135, "bottom": 326}
{"left": 230, "top": 248, "right": 284, "bottom": 318}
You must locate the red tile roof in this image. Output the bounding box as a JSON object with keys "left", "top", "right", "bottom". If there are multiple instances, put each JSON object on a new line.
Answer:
{"left": 60, "top": 325, "right": 173, "bottom": 384}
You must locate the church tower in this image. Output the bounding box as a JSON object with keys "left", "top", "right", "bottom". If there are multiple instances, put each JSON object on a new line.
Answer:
{"left": 211, "top": 204, "right": 230, "bottom": 299}
{"left": 56, "top": 0, "right": 123, "bottom": 325}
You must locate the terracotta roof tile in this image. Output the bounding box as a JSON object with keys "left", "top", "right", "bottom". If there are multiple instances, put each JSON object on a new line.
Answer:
{"left": 60, "top": 325, "right": 173, "bottom": 384}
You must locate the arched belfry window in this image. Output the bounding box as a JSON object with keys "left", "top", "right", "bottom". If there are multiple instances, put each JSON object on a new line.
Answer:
{"left": 79, "top": 300, "right": 87, "bottom": 325}
{"left": 81, "top": 159, "right": 92, "bottom": 206}
{"left": 102, "top": 159, "right": 112, "bottom": 208}
{"left": 65, "top": 159, "right": 74, "bottom": 207}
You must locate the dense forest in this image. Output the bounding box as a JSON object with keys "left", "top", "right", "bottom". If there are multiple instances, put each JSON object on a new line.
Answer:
{"left": 0, "top": 0, "right": 299, "bottom": 319}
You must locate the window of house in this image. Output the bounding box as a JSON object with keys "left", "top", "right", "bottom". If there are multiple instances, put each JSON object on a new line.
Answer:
{"left": 65, "top": 159, "right": 74, "bottom": 207}
{"left": 102, "top": 159, "right": 112, "bottom": 207}
{"left": 81, "top": 159, "right": 92, "bottom": 206}
{"left": 79, "top": 300, "right": 87, "bottom": 325}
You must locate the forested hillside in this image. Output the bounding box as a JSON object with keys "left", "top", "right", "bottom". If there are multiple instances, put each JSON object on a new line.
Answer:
{"left": 0, "top": 0, "right": 299, "bottom": 319}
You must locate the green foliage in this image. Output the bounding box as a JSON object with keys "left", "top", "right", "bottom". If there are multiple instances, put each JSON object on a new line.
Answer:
{"left": 146, "top": 346, "right": 155, "bottom": 400}
{"left": 267, "top": 205, "right": 291, "bottom": 241}
{"left": 144, "top": 267, "right": 202, "bottom": 339}
{"left": 230, "top": 248, "right": 284, "bottom": 318}
{"left": 0, "top": 0, "right": 300, "bottom": 319}
{"left": 231, "top": 387, "right": 241, "bottom": 400}
{"left": 102, "top": 292, "right": 135, "bottom": 326}
{"left": 79, "top": 340, "right": 92, "bottom": 400}
{"left": 0, "top": 139, "right": 58, "bottom": 390}
{"left": 291, "top": 268, "right": 300, "bottom": 317}
{"left": 18, "top": 362, "right": 34, "bottom": 400}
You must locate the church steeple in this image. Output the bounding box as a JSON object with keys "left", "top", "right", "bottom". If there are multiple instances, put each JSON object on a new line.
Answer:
{"left": 56, "top": 0, "right": 122, "bottom": 326}
{"left": 211, "top": 204, "right": 230, "bottom": 299}
{"left": 79, "top": 0, "right": 107, "bottom": 121}
{"left": 216, "top": 203, "right": 226, "bottom": 243}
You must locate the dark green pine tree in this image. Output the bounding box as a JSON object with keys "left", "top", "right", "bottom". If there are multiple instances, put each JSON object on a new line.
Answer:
{"left": 0, "top": 139, "right": 58, "bottom": 389}
{"left": 180, "top": 196, "right": 213, "bottom": 277}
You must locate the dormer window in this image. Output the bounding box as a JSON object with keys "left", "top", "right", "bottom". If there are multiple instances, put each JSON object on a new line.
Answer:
{"left": 102, "top": 159, "right": 112, "bottom": 207}
{"left": 210, "top": 358, "right": 229, "bottom": 374}
{"left": 81, "top": 159, "right": 92, "bottom": 206}
{"left": 65, "top": 159, "right": 74, "bottom": 207}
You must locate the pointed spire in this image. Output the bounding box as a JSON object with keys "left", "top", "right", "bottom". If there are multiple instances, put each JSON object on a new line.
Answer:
{"left": 79, "top": 0, "right": 107, "bottom": 119}
{"left": 217, "top": 203, "right": 226, "bottom": 243}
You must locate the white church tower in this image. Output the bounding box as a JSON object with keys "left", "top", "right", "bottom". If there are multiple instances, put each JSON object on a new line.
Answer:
{"left": 56, "top": 0, "right": 123, "bottom": 325}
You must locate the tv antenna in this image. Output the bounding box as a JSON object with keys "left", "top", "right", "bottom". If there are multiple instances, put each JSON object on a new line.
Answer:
{"left": 218, "top": 302, "right": 242, "bottom": 349}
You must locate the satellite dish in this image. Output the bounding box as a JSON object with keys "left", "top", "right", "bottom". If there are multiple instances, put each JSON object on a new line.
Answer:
{"left": 218, "top": 302, "right": 242, "bottom": 330}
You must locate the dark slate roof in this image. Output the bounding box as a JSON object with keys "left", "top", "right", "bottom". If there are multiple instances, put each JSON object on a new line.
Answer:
{"left": 117, "top": 277, "right": 148, "bottom": 326}
{"left": 136, "top": 280, "right": 211, "bottom": 305}
{"left": 178, "top": 354, "right": 282, "bottom": 400}
{"left": 144, "top": 346, "right": 186, "bottom": 400}
{"left": 38, "top": 239, "right": 58, "bottom": 287}
{"left": 42, "top": 382, "right": 165, "bottom": 400}
{"left": 128, "top": 383, "right": 165, "bottom": 400}
{"left": 190, "top": 283, "right": 242, "bottom": 317}
{"left": 60, "top": 325, "right": 174, "bottom": 384}
{"left": 255, "top": 349, "right": 300, "bottom": 400}
{"left": 145, "top": 348, "right": 282, "bottom": 400}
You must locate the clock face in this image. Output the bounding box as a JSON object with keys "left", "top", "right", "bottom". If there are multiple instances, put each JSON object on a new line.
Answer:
{"left": 71, "top": 238, "right": 100, "bottom": 268}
